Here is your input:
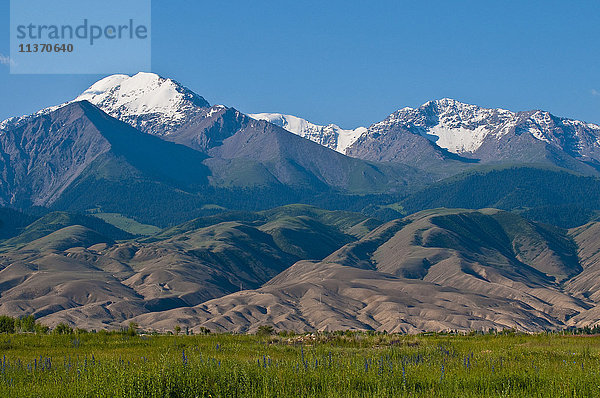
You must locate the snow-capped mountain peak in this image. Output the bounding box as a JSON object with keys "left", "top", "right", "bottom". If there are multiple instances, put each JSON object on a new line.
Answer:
{"left": 371, "top": 99, "right": 525, "bottom": 154}
{"left": 0, "top": 72, "right": 217, "bottom": 136}
{"left": 249, "top": 112, "right": 366, "bottom": 153}
{"left": 354, "top": 98, "right": 600, "bottom": 167}
{"left": 75, "top": 72, "right": 211, "bottom": 135}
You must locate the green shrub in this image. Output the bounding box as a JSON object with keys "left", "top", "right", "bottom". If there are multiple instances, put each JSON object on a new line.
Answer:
{"left": 0, "top": 315, "right": 15, "bottom": 333}
{"left": 15, "top": 315, "right": 35, "bottom": 333}
{"left": 53, "top": 323, "right": 73, "bottom": 335}
{"left": 127, "top": 322, "right": 138, "bottom": 337}
{"left": 34, "top": 323, "right": 50, "bottom": 334}
{"left": 257, "top": 325, "right": 274, "bottom": 336}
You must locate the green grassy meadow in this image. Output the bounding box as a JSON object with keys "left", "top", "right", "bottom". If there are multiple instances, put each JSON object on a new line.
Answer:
{"left": 90, "top": 212, "right": 161, "bottom": 236}
{"left": 1, "top": 332, "right": 599, "bottom": 397}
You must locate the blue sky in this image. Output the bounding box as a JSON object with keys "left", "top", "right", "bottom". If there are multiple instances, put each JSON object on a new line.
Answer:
{"left": 1, "top": 0, "right": 600, "bottom": 128}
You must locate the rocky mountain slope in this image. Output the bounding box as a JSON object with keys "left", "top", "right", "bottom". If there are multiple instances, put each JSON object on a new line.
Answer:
{"left": 0, "top": 205, "right": 379, "bottom": 330}
{"left": 131, "top": 208, "right": 598, "bottom": 333}
{"left": 248, "top": 99, "right": 600, "bottom": 178}
{"left": 2, "top": 205, "right": 600, "bottom": 333}
{"left": 0, "top": 101, "right": 210, "bottom": 209}
{"left": 0, "top": 99, "right": 427, "bottom": 225}
{"left": 347, "top": 99, "right": 600, "bottom": 175}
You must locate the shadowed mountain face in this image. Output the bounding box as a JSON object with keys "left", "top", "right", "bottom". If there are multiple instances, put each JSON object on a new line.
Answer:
{"left": 0, "top": 102, "right": 112, "bottom": 207}
{"left": 0, "top": 211, "right": 133, "bottom": 249}
{"left": 127, "top": 209, "right": 600, "bottom": 334}
{"left": 0, "top": 208, "right": 36, "bottom": 239}
{"left": 0, "top": 101, "right": 211, "bottom": 209}
{"left": 205, "top": 116, "right": 422, "bottom": 192}
{"left": 0, "top": 100, "right": 429, "bottom": 228}
{"left": 0, "top": 205, "right": 380, "bottom": 330}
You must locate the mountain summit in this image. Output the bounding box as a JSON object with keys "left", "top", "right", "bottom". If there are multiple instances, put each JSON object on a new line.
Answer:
{"left": 368, "top": 98, "right": 600, "bottom": 156}
{"left": 347, "top": 98, "right": 600, "bottom": 175}
{"left": 249, "top": 98, "right": 600, "bottom": 177}
{"left": 76, "top": 72, "right": 212, "bottom": 136}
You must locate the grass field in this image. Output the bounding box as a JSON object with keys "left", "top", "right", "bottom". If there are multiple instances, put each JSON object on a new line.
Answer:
{"left": 90, "top": 212, "right": 161, "bottom": 236}
{"left": 1, "top": 331, "right": 599, "bottom": 397}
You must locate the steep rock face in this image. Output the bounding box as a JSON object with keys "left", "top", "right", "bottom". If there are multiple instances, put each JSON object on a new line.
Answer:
{"left": 0, "top": 100, "right": 211, "bottom": 208}
{"left": 364, "top": 100, "right": 520, "bottom": 155}
{"left": 344, "top": 121, "right": 476, "bottom": 178}
{"left": 207, "top": 117, "right": 423, "bottom": 192}
{"left": 75, "top": 73, "right": 248, "bottom": 154}
{"left": 0, "top": 102, "right": 112, "bottom": 207}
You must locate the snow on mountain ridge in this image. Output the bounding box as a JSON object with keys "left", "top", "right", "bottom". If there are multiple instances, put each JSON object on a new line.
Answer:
{"left": 0, "top": 72, "right": 215, "bottom": 136}
{"left": 75, "top": 72, "right": 211, "bottom": 135}
{"left": 249, "top": 112, "right": 366, "bottom": 153}
{"left": 370, "top": 98, "right": 600, "bottom": 154}
{"left": 3, "top": 72, "right": 600, "bottom": 160}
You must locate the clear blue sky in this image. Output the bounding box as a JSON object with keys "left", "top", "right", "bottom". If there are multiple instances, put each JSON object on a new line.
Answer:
{"left": 1, "top": 0, "right": 600, "bottom": 129}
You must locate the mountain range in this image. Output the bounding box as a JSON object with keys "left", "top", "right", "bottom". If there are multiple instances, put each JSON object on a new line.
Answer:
{"left": 251, "top": 98, "right": 600, "bottom": 177}
{"left": 0, "top": 73, "right": 428, "bottom": 227}
{"left": 2, "top": 72, "right": 600, "bottom": 332}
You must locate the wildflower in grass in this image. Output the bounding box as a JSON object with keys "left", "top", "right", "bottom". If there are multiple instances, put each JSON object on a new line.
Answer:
{"left": 182, "top": 349, "right": 187, "bottom": 366}
{"left": 401, "top": 360, "right": 406, "bottom": 387}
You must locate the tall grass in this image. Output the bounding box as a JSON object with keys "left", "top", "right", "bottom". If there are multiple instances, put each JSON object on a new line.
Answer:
{"left": 0, "top": 332, "right": 598, "bottom": 397}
